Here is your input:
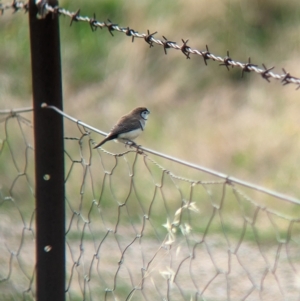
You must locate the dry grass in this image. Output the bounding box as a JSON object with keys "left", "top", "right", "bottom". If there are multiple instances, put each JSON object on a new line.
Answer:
{"left": 1, "top": 0, "right": 300, "bottom": 198}
{"left": 1, "top": 0, "right": 300, "bottom": 299}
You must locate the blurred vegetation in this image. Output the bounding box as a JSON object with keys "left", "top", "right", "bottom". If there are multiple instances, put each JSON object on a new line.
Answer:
{"left": 0, "top": 0, "right": 300, "bottom": 219}
{"left": 0, "top": 0, "right": 300, "bottom": 215}
{"left": 1, "top": 1, "right": 300, "bottom": 299}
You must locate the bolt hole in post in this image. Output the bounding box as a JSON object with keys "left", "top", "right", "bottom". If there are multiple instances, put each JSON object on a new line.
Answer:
{"left": 43, "top": 174, "right": 51, "bottom": 180}
{"left": 44, "top": 245, "right": 52, "bottom": 252}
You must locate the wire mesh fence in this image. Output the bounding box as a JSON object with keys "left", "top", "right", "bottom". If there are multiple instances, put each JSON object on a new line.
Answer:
{"left": 1, "top": 1, "right": 300, "bottom": 300}
{"left": 0, "top": 108, "right": 35, "bottom": 301}
{"left": 1, "top": 107, "right": 300, "bottom": 301}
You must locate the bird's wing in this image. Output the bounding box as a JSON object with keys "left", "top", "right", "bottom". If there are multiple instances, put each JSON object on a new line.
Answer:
{"left": 94, "top": 115, "right": 143, "bottom": 149}
{"left": 108, "top": 117, "right": 142, "bottom": 137}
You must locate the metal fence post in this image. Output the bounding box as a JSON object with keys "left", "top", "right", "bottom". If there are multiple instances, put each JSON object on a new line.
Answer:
{"left": 28, "top": 1, "right": 65, "bottom": 301}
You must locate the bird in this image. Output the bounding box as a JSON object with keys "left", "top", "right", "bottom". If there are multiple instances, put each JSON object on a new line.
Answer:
{"left": 94, "top": 107, "right": 150, "bottom": 148}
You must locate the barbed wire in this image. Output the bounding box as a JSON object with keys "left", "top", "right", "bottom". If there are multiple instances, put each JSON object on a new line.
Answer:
{"left": 0, "top": 0, "right": 28, "bottom": 14}
{"left": 2, "top": 0, "right": 300, "bottom": 89}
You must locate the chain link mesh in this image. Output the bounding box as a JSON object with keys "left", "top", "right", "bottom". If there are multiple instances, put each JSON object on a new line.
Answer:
{"left": 64, "top": 126, "right": 300, "bottom": 300}
{"left": 0, "top": 109, "right": 35, "bottom": 300}
{"left": 1, "top": 1, "right": 300, "bottom": 299}
{"left": 1, "top": 109, "right": 300, "bottom": 300}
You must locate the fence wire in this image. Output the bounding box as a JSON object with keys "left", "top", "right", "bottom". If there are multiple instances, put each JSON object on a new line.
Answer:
{"left": 2, "top": 107, "right": 300, "bottom": 300}
{"left": 52, "top": 105, "right": 300, "bottom": 301}
{"left": 0, "top": 107, "right": 35, "bottom": 301}
{"left": 1, "top": 1, "right": 300, "bottom": 300}
{"left": 0, "top": 106, "right": 300, "bottom": 301}
{"left": 1, "top": 0, "right": 300, "bottom": 89}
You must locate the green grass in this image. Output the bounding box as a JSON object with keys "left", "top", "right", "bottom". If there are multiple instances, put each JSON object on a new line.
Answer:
{"left": 2, "top": 1, "right": 300, "bottom": 298}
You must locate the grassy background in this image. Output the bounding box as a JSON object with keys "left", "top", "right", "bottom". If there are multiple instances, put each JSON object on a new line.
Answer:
{"left": 1, "top": 1, "right": 300, "bottom": 299}
{"left": 1, "top": 0, "right": 300, "bottom": 198}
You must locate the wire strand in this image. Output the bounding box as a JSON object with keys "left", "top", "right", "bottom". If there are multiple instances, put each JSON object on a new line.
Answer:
{"left": 1, "top": 1, "right": 300, "bottom": 89}
{"left": 44, "top": 104, "right": 300, "bottom": 206}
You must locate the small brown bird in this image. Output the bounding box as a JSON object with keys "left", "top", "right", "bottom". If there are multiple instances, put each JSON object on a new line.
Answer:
{"left": 94, "top": 107, "right": 150, "bottom": 148}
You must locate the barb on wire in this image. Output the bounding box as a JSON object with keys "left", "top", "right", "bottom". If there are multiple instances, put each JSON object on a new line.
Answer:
{"left": 219, "top": 50, "right": 233, "bottom": 71}
{"left": 180, "top": 39, "right": 191, "bottom": 59}
{"left": 0, "top": 0, "right": 28, "bottom": 14}
{"left": 261, "top": 64, "right": 275, "bottom": 83}
{"left": 2, "top": 1, "right": 300, "bottom": 89}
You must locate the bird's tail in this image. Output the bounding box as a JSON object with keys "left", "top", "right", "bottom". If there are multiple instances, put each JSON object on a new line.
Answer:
{"left": 93, "top": 137, "right": 108, "bottom": 149}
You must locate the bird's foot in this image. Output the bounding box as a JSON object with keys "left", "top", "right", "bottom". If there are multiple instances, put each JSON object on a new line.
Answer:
{"left": 125, "top": 140, "right": 136, "bottom": 148}
{"left": 135, "top": 144, "right": 143, "bottom": 154}
{"left": 125, "top": 141, "right": 143, "bottom": 153}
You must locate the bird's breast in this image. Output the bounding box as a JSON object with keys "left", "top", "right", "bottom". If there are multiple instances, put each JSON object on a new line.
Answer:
{"left": 118, "top": 128, "right": 142, "bottom": 140}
